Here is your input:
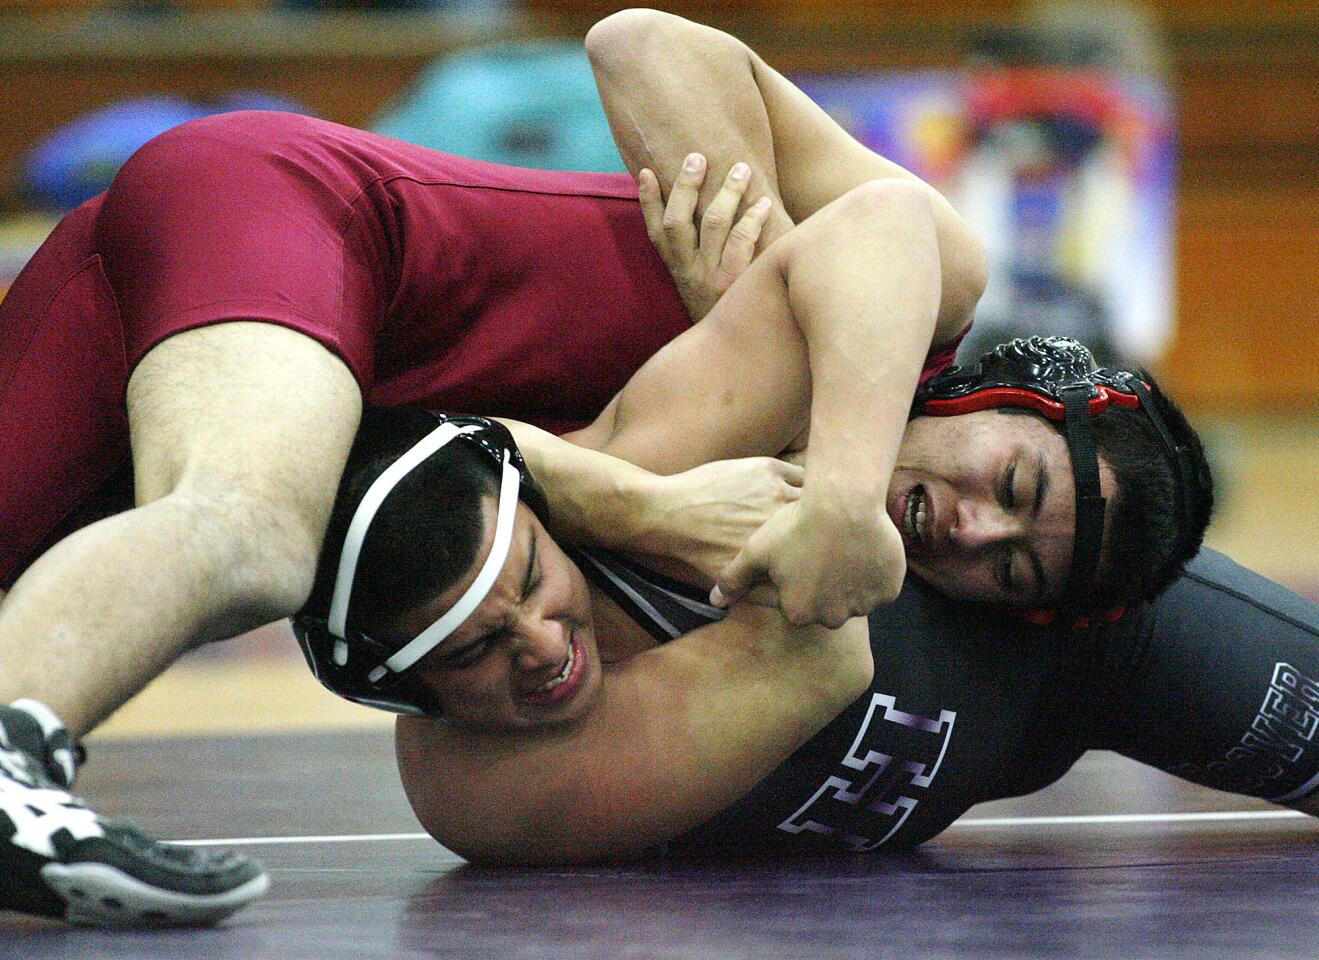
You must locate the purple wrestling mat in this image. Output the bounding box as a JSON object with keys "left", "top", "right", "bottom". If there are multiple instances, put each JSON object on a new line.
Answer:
{"left": 6, "top": 730, "right": 1316, "bottom": 960}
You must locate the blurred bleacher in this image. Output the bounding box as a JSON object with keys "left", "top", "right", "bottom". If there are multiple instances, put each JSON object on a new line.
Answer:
{"left": 0, "top": 1, "right": 1314, "bottom": 595}
{"left": 1, "top": 0, "right": 1314, "bottom": 411}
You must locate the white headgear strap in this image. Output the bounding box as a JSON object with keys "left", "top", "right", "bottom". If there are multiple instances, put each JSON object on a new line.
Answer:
{"left": 325, "top": 421, "right": 522, "bottom": 681}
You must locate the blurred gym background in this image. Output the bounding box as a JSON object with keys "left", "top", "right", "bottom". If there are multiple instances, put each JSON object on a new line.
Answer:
{"left": 0, "top": 0, "right": 1314, "bottom": 736}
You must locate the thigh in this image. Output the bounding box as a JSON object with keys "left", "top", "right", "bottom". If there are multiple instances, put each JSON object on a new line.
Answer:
{"left": 127, "top": 321, "right": 362, "bottom": 541}
{"left": 0, "top": 214, "right": 133, "bottom": 587}
{"left": 1097, "top": 549, "right": 1319, "bottom": 810}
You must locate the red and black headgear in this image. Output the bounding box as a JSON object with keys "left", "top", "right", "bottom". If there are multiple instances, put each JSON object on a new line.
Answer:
{"left": 914, "top": 336, "right": 1207, "bottom": 627}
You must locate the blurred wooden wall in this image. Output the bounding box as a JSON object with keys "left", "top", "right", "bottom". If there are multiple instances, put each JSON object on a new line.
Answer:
{"left": 528, "top": 1, "right": 1318, "bottom": 412}
{"left": 1, "top": 1, "right": 1315, "bottom": 411}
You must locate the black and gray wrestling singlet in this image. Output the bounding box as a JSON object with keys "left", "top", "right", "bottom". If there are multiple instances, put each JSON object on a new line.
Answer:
{"left": 576, "top": 547, "right": 1319, "bottom": 857}
{"left": 573, "top": 548, "right": 727, "bottom": 642}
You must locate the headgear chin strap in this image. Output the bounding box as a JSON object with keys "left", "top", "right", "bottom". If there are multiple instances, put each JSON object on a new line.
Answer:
{"left": 914, "top": 336, "right": 1194, "bottom": 628}
{"left": 294, "top": 412, "right": 545, "bottom": 715}
{"left": 1055, "top": 384, "right": 1108, "bottom": 628}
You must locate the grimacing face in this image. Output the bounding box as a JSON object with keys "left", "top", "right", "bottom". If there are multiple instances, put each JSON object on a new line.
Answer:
{"left": 887, "top": 408, "right": 1116, "bottom": 606}
{"left": 391, "top": 497, "right": 602, "bottom": 732}
{"left": 387, "top": 408, "right": 1115, "bottom": 734}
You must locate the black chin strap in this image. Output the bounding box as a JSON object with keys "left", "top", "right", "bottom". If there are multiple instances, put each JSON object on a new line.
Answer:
{"left": 1057, "top": 384, "right": 1108, "bottom": 630}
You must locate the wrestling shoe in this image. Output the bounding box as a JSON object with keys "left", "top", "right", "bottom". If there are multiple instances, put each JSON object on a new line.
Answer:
{"left": 0, "top": 700, "right": 269, "bottom": 927}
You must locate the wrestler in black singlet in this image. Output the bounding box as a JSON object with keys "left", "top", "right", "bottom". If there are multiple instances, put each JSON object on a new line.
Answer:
{"left": 574, "top": 547, "right": 1319, "bottom": 856}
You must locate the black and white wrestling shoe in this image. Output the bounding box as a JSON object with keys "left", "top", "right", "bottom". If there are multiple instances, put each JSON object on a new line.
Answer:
{"left": 0, "top": 699, "right": 268, "bottom": 927}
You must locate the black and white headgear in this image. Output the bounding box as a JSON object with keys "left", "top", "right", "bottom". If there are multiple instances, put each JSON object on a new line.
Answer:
{"left": 293, "top": 413, "right": 545, "bottom": 715}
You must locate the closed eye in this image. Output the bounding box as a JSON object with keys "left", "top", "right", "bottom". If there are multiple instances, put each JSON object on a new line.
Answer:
{"left": 999, "top": 461, "right": 1017, "bottom": 510}
{"left": 434, "top": 636, "right": 494, "bottom": 670}
{"left": 998, "top": 549, "right": 1016, "bottom": 595}
{"left": 998, "top": 548, "right": 1041, "bottom": 603}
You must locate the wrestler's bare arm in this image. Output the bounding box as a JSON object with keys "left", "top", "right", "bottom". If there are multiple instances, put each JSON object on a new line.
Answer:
{"left": 575, "top": 178, "right": 936, "bottom": 486}
{"left": 566, "top": 178, "right": 940, "bottom": 623}
{"left": 497, "top": 174, "right": 940, "bottom": 620}
{"left": 499, "top": 419, "right": 801, "bottom": 584}
{"left": 396, "top": 608, "right": 871, "bottom": 864}
{"left": 577, "top": 11, "right": 987, "bottom": 624}
{"left": 586, "top": 7, "right": 987, "bottom": 338}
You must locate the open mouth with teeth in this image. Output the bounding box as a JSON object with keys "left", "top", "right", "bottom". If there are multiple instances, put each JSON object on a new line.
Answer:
{"left": 521, "top": 634, "right": 585, "bottom": 706}
{"left": 903, "top": 485, "right": 928, "bottom": 552}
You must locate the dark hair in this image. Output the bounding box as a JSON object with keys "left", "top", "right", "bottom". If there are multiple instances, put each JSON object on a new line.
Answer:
{"left": 299, "top": 407, "right": 500, "bottom": 637}
{"left": 1087, "top": 371, "right": 1213, "bottom": 610}
{"left": 1001, "top": 369, "right": 1213, "bottom": 611}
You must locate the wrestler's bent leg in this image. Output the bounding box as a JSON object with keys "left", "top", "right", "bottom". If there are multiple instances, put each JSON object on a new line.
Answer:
{"left": 0, "top": 322, "right": 360, "bottom": 736}
{"left": 1078, "top": 549, "right": 1319, "bottom": 818}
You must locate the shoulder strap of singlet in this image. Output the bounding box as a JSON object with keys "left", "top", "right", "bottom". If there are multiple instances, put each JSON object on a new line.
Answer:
{"left": 571, "top": 547, "right": 726, "bottom": 645}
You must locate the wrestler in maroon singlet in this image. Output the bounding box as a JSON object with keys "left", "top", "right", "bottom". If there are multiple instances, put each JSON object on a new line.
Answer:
{"left": 0, "top": 111, "right": 961, "bottom": 588}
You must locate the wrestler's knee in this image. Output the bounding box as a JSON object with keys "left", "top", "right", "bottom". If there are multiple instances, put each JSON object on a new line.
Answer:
{"left": 836, "top": 178, "right": 934, "bottom": 224}
{"left": 160, "top": 487, "right": 322, "bottom": 622}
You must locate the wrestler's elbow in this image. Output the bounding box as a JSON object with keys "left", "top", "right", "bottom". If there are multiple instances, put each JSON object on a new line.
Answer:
{"left": 587, "top": 9, "right": 659, "bottom": 72}
{"left": 587, "top": 9, "right": 743, "bottom": 75}
{"left": 807, "top": 178, "right": 983, "bottom": 343}
{"left": 844, "top": 177, "right": 933, "bottom": 212}
{"left": 588, "top": 9, "right": 684, "bottom": 59}
{"left": 586, "top": 9, "right": 653, "bottom": 55}
{"left": 796, "top": 179, "right": 936, "bottom": 249}
{"left": 847, "top": 177, "right": 989, "bottom": 337}
{"left": 936, "top": 211, "right": 988, "bottom": 342}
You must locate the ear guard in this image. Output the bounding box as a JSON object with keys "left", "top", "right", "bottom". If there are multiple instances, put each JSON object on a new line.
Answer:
{"left": 293, "top": 412, "right": 546, "bottom": 715}
{"left": 914, "top": 336, "right": 1200, "bottom": 628}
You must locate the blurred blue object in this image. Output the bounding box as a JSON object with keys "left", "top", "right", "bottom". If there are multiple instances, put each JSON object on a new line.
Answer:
{"left": 372, "top": 40, "right": 625, "bottom": 173}
{"left": 23, "top": 94, "right": 310, "bottom": 212}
